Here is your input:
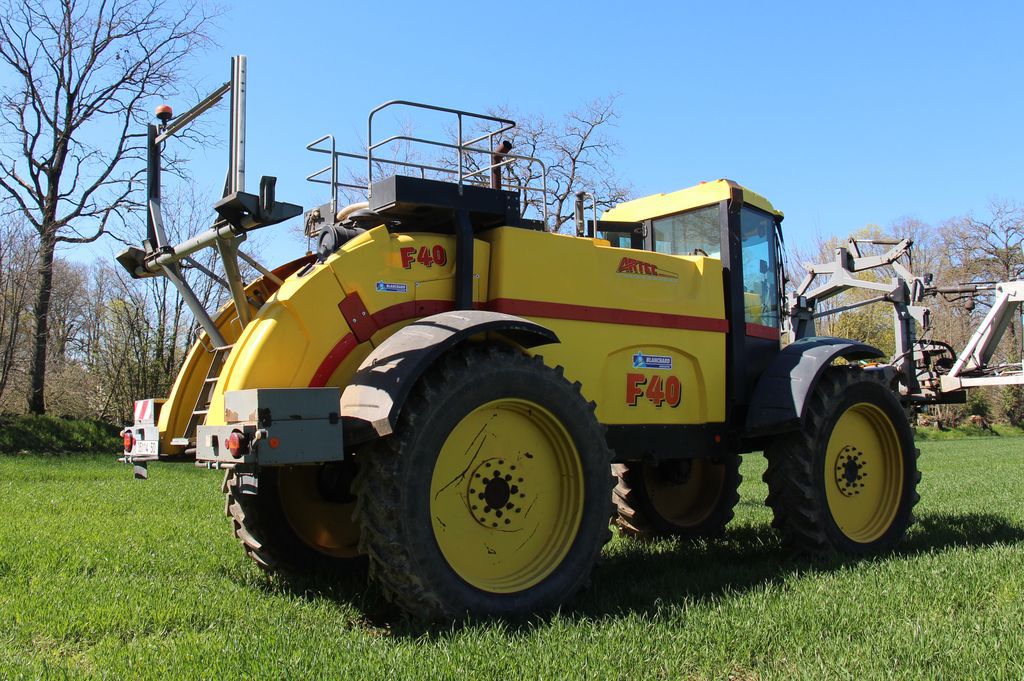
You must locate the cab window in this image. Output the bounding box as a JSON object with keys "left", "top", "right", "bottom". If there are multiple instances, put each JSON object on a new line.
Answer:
{"left": 740, "top": 206, "right": 779, "bottom": 328}
{"left": 651, "top": 205, "right": 721, "bottom": 257}
{"left": 596, "top": 231, "right": 632, "bottom": 248}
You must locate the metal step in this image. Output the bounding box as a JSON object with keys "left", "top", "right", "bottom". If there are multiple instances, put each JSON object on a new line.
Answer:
{"left": 176, "top": 344, "right": 235, "bottom": 444}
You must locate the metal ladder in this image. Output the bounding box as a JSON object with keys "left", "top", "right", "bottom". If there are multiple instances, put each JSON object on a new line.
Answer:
{"left": 171, "top": 344, "right": 233, "bottom": 447}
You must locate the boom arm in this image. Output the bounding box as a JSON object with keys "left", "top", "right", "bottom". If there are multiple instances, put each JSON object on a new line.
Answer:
{"left": 941, "top": 281, "right": 1024, "bottom": 390}
{"left": 786, "top": 237, "right": 931, "bottom": 397}
{"left": 787, "top": 235, "right": 1024, "bottom": 403}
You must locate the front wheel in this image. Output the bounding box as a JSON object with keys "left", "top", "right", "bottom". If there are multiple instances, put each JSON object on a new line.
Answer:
{"left": 763, "top": 367, "right": 920, "bottom": 556}
{"left": 353, "top": 346, "right": 614, "bottom": 620}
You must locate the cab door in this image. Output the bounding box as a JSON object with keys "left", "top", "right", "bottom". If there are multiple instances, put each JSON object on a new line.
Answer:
{"left": 735, "top": 205, "right": 783, "bottom": 396}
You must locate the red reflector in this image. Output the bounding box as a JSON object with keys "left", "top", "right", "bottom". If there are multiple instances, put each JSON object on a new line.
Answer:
{"left": 123, "top": 431, "right": 134, "bottom": 452}
{"left": 226, "top": 430, "right": 247, "bottom": 458}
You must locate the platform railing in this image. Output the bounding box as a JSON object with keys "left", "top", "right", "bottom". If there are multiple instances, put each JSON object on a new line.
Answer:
{"left": 306, "top": 100, "right": 553, "bottom": 228}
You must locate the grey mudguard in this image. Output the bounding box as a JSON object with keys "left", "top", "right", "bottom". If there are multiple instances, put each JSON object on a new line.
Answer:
{"left": 340, "top": 310, "right": 559, "bottom": 440}
{"left": 745, "top": 337, "right": 885, "bottom": 436}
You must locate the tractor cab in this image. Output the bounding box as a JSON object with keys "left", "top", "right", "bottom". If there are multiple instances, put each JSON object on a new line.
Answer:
{"left": 599, "top": 180, "right": 786, "bottom": 407}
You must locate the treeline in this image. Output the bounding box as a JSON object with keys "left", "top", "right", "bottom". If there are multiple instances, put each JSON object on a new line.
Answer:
{"left": 0, "top": 211, "right": 226, "bottom": 425}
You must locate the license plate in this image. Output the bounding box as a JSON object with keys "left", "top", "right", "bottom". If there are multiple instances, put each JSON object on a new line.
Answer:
{"left": 134, "top": 439, "right": 159, "bottom": 456}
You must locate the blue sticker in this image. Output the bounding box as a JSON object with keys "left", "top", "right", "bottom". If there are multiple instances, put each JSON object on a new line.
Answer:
{"left": 375, "top": 281, "right": 408, "bottom": 293}
{"left": 632, "top": 352, "right": 673, "bottom": 370}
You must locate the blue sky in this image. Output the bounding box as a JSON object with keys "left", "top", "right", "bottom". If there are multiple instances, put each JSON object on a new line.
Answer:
{"left": 78, "top": 0, "right": 1024, "bottom": 264}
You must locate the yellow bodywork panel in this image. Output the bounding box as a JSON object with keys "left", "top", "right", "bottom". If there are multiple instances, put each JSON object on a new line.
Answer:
{"left": 205, "top": 228, "right": 490, "bottom": 426}
{"left": 174, "top": 180, "right": 766, "bottom": 437}
{"left": 195, "top": 224, "right": 726, "bottom": 430}
{"left": 481, "top": 228, "right": 725, "bottom": 424}
{"left": 602, "top": 178, "right": 782, "bottom": 222}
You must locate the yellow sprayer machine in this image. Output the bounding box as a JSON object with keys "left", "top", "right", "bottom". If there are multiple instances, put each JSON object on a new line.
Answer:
{"left": 117, "top": 57, "right": 1012, "bottom": 620}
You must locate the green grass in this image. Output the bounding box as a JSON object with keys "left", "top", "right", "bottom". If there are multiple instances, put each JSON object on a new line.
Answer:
{"left": 2, "top": 439, "right": 1023, "bottom": 679}
{"left": 915, "top": 423, "right": 1024, "bottom": 440}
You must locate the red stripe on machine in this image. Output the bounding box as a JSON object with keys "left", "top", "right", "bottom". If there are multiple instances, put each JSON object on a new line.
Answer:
{"left": 486, "top": 298, "right": 729, "bottom": 333}
{"left": 309, "top": 334, "right": 358, "bottom": 387}
{"left": 372, "top": 300, "right": 455, "bottom": 329}
{"left": 745, "top": 323, "right": 780, "bottom": 340}
{"left": 311, "top": 298, "right": 457, "bottom": 387}
{"left": 311, "top": 297, "right": 728, "bottom": 387}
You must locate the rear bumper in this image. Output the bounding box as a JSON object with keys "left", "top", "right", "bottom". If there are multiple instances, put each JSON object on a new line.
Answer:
{"left": 196, "top": 388, "right": 344, "bottom": 468}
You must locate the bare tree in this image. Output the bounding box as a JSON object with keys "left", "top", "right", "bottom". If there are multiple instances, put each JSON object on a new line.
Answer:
{"left": 942, "top": 199, "right": 1024, "bottom": 284}
{"left": 482, "top": 96, "right": 631, "bottom": 233}
{"left": 0, "top": 0, "right": 213, "bottom": 413}
{"left": 940, "top": 200, "right": 1024, "bottom": 362}
{"left": 0, "top": 216, "right": 35, "bottom": 402}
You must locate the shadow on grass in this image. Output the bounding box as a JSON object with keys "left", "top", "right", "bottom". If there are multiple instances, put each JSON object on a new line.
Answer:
{"left": 577, "top": 511, "right": 1024, "bottom": 620}
{"left": 245, "top": 510, "right": 1024, "bottom": 636}
{"left": 246, "top": 559, "right": 396, "bottom": 625}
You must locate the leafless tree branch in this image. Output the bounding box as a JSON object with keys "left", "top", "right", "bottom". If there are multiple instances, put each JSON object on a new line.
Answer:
{"left": 0, "top": 0, "right": 216, "bottom": 412}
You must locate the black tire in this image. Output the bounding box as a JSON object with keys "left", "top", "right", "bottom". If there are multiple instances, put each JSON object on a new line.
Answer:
{"left": 763, "top": 367, "right": 920, "bottom": 556}
{"left": 224, "top": 461, "right": 363, "bottom": 573}
{"left": 352, "top": 345, "right": 615, "bottom": 620}
{"left": 613, "top": 455, "right": 742, "bottom": 539}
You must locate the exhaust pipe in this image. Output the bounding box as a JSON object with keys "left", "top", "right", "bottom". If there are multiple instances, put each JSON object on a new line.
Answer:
{"left": 491, "top": 140, "right": 512, "bottom": 190}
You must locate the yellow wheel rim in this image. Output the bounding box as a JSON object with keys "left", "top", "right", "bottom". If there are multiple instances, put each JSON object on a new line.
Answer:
{"left": 278, "top": 466, "right": 361, "bottom": 559}
{"left": 429, "top": 398, "right": 584, "bottom": 593}
{"left": 643, "top": 461, "right": 725, "bottom": 528}
{"left": 824, "top": 402, "right": 903, "bottom": 543}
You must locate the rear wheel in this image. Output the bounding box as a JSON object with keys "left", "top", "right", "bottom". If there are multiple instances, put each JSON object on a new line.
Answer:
{"left": 613, "top": 456, "right": 741, "bottom": 539}
{"left": 225, "top": 460, "right": 362, "bottom": 573}
{"left": 353, "top": 346, "right": 614, "bottom": 620}
{"left": 763, "top": 367, "right": 920, "bottom": 556}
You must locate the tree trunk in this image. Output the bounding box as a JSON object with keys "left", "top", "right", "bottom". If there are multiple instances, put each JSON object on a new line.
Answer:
{"left": 28, "top": 231, "right": 56, "bottom": 414}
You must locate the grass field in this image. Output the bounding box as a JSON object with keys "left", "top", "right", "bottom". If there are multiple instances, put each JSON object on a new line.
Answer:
{"left": 1, "top": 439, "right": 1023, "bottom": 679}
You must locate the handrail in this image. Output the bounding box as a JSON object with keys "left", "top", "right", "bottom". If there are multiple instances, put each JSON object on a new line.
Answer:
{"left": 306, "top": 100, "right": 552, "bottom": 228}
{"left": 367, "top": 100, "right": 515, "bottom": 197}
{"left": 305, "top": 134, "right": 337, "bottom": 212}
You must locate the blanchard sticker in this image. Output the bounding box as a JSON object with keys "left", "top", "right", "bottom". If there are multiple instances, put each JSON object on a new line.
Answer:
{"left": 375, "top": 281, "right": 408, "bottom": 293}
{"left": 632, "top": 352, "right": 673, "bottom": 370}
